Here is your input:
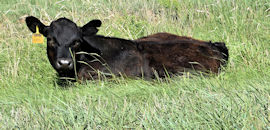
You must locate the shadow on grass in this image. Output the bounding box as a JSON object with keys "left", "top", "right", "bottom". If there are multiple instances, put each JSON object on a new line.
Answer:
{"left": 54, "top": 78, "right": 77, "bottom": 88}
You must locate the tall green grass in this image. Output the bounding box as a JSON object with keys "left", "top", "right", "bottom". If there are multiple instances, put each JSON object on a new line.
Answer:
{"left": 0, "top": 0, "right": 270, "bottom": 129}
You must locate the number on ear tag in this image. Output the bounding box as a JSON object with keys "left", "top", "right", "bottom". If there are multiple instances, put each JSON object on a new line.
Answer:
{"left": 32, "top": 26, "right": 44, "bottom": 44}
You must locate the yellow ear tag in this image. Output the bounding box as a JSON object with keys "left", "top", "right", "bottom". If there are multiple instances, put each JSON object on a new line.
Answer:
{"left": 32, "top": 26, "right": 44, "bottom": 44}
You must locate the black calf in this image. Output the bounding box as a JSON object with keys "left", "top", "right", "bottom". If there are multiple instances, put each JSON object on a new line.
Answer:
{"left": 26, "top": 16, "right": 229, "bottom": 81}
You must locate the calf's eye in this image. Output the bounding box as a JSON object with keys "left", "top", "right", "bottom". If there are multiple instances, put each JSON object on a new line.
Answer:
{"left": 72, "top": 41, "right": 80, "bottom": 48}
{"left": 47, "top": 39, "right": 56, "bottom": 48}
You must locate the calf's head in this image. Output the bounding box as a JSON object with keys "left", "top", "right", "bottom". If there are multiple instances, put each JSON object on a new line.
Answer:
{"left": 25, "top": 16, "right": 101, "bottom": 78}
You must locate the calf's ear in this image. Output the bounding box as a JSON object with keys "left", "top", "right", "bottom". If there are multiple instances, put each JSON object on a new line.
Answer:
{"left": 25, "top": 16, "right": 48, "bottom": 37}
{"left": 81, "top": 19, "right": 102, "bottom": 36}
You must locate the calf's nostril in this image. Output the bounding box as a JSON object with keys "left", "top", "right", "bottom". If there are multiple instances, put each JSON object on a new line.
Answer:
{"left": 57, "top": 61, "right": 62, "bottom": 66}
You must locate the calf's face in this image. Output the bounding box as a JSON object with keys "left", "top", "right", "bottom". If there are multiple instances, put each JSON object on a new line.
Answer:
{"left": 25, "top": 16, "right": 101, "bottom": 77}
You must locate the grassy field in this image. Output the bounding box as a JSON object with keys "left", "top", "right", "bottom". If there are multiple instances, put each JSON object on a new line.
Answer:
{"left": 0, "top": 0, "right": 270, "bottom": 129}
